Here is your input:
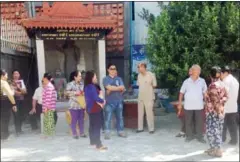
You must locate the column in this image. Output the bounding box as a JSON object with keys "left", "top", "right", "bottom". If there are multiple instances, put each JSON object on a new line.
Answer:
{"left": 98, "top": 39, "right": 106, "bottom": 91}
{"left": 36, "top": 39, "right": 46, "bottom": 86}
{"left": 36, "top": 39, "right": 45, "bottom": 134}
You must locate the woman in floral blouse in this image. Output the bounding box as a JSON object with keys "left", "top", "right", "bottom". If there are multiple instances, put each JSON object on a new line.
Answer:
{"left": 205, "top": 66, "right": 228, "bottom": 157}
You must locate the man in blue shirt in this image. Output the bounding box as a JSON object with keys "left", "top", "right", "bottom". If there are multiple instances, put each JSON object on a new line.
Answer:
{"left": 103, "top": 64, "right": 126, "bottom": 139}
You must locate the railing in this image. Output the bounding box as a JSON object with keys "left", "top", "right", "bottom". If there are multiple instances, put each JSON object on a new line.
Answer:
{"left": 1, "top": 18, "right": 31, "bottom": 53}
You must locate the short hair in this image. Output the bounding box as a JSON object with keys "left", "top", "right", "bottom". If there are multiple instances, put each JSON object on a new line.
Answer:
{"left": 84, "top": 70, "right": 95, "bottom": 88}
{"left": 43, "top": 72, "right": 53, "bottom": 81}
{"left": 12, "top": 69, "right": 20, "bottom": 74}
{"left": 138, "top": 63, "right": 147, "bottom": 69}
{"left": 0, "top": 69, "right": 7, "bottom": 77}
{"left": 221, "top": 65, "right": 231, "bottom": 73}
{"left": 69, "top": 70, "right": 80, "bottom": 82}
{"left": 107, "top": 63, "right": 116, "bottom": 69}
{"left": 191, "top": 64, "right": 201, "bottom": 72}
{"left": 210, "top": 66, "right": 221, "bottom": 79}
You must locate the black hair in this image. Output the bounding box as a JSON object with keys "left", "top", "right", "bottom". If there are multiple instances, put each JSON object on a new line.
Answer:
{"left": 84, "top": 70, "right": 95, "bottom": 88}
{"left": 210, "top": 66, "right": 221, "bottom": 79}
{"left": 221, "top": 65, "right": 231, "bottom": 74}
{"left": 43, "top": 72, "right": 53, "bottom": 81}
{"left": 107, "top": 63, "right": 116, "bottom": 69}
{"left": 0, "top": 69, "right": 7, "bottom": 77}
{"left": 12, "top": 69, "right": 19, "bottom": 74}
{"left": 69, "top": 70, "right": 80, "bottom": 82}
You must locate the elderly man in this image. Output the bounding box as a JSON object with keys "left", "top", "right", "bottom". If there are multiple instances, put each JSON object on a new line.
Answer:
{"left": 178, "top": 64, "right": 207, "bottom": 143}
{"left": 137, "top": 63, "right": 157, "bottom": 134}
{"left": 221, "top": 66, "right": 239, "bottom": 145}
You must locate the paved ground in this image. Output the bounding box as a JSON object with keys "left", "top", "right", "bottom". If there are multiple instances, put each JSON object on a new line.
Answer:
{"left": 1, "top": 113, "right": 239, "bottom": 161}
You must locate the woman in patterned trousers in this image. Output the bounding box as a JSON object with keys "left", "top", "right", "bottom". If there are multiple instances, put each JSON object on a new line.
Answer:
{"left": 205, "top": 66, "right": 228, "bottom": 157}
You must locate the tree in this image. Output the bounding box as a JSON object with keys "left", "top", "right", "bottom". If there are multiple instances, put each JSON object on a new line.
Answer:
{"left": 141, "top": 2, "right": 240, "bottom": 92}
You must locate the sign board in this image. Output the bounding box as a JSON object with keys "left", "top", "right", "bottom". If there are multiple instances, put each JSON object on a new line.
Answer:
{"left": 36, "top": 29, "right": 105, "bottom": 40}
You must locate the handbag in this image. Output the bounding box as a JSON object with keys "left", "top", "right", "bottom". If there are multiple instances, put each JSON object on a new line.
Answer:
{"left": 77, "top": 95, "right": 86, "bottom": 109}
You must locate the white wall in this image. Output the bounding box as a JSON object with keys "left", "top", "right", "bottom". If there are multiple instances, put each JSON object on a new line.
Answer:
{"left": 133, "top": 2, "right": 160, "bottom": 45}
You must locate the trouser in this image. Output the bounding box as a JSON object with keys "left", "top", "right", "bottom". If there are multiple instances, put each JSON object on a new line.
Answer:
{"left": 179, "top": 111, "right": 196, "bottom": 134}
{"left": 89, "top": 112, "right": 102, "bottom": 148}
{"left": 43, "top": 110, "right": 56, "bottom": 136}
{"left": 138, "top": 100, "right": 154, "bottom": 131}
{"left": 101, "top": 109, "right": 105, "bottom": 131}
{"left": 1, "top": 99, "right": 11, "bottom": 140}
{"left": 69, "top": 109, "right": 85, "bottom": 136}
{"left": 105, "top": 102, "right": 124, "bottom": 135}
{"left": 184, "top": 109, "right": 204, "bottom": 139}
{"left": 29, "top": 104, "right": 42, "bottom": 130}
{"left": 206, "top": 112, "right": 224, "bottom": 149}
{"left": 12, "top": 100, "right": 24, "bottom": 133}
{"left": 222, "top": 113, "right": 238, "bottom": 143}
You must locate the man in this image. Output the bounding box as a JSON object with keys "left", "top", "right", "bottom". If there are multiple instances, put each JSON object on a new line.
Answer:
{"left": 221, "top": 66, "right": 239, "bottom": 145}
{"left": 178, "top": 64, "right": 207, "bottom": 143}
{"left": 137, "top": 63, "right": 157, "bottom": 134}
{"left": 103, "top": 63, "right": 126, "bottom": 139}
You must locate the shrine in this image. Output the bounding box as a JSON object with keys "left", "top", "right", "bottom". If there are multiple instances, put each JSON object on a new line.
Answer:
{"left": 21, "top": 2, "right": 118, "bottom": 96}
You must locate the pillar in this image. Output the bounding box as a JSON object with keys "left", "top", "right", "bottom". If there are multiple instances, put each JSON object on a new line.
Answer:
{"left": 36, "top": 39, "right": 46, "bottom": 86}
{"left": 98, "top": 39, "right": 106, "bottom": 91}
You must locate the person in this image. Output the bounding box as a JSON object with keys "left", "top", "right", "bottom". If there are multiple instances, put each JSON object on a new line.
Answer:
{"left": 221, "top": 66, "right": 239, "bottom": 145}
{"left": 103, "top": 64, "right": 126, "bottom": 139}
{"left": 136, "top": 63, "right": 157, "bottom": 134}
{"left": 42, "top": 73, "right": 57, "bottom": 138}
{"left": 1, "top": 69, "right": 17, "bottom": 140}
{"left": 95, "top": 84, "right": 105, "bottom": 132}
{"left": 11, "top": 70, "right": 27, "bottom": 135}
{"left": 54, "top": 69, "right": 67, "bottom": 100}
{"left": 205, "top": 66, "right": 228, "bottom": 157}
{"left": 178, "top": 64, "right": 207, "bottom": 143}
{"left": 84, "top": 71, "right": 107, "bottom": 150}
{"left": 66, "top": 70, "right": 87, "bottom": 139}
{"left": 29, "top": 81, "right": 44, "bottom": 131}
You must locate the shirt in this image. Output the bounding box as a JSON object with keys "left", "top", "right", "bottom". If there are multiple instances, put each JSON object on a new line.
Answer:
{"left": 137, "top": 71, "right": 157, "bottom": 101}
{"left": 180, "top": 77, "right": 207, "bottom": 110}
{"left": 33, "top": 87, "right": 43, "bottom": 105}
{"left": 66, "top": 81, "right": 84, "bottom": 109}
{"left": 205, "top": 79, "right": 228, "bottom": 115}
{"left": 103, "top": 76, "right": 124, "bottom": 104}
{"left": 84, "top": 84, "right": 104, "bottom": 113}
{"left": 42, "top": 82, "right": 57, "bottom": 112}
{"left": 222, "top": 74, "right": 239, "bottom": 113}
{"left": 0, "top": 79, "right": 15, "bottom": 104}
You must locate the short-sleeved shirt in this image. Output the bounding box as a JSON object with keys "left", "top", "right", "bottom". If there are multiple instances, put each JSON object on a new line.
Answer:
{"left": 33, "top": 87, "right": 43, "bottom": 105}
{"left": 222, "top": 74, "right": 239, "bottom": 113}
{"left": 42, "top": 82, "right": 57, "bottom": 112}
{"left": 66, "top": 81, "right": 84, "bottom": 109}
{"left": 180, "top": 77, "right": 207, "bottom": 110}
{"left": 137, "top": 71, "right": 157, "bottom": 101}
{"left": 103, "top": 76, "right": 124, "bottom": 104}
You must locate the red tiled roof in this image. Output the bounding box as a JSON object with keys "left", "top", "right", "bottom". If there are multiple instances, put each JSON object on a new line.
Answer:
{"left": 21, "top": 2, "right": 117, "bottom": 30}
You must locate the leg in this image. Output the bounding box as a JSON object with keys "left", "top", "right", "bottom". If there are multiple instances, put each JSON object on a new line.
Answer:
{"left": 78, "top": 109, "right": 85, "bottom": 136}
{"left": 89, "top": 113, "right": 95, "bottom": 145}
{"left": 194, "top": 109, "right": 204, "bottom": 140}
{"left": 12, "top": 108, "right": 21, "bottom": 134}
{"left": 69, "top": 109, "right": 78, "bottom": 137}
{"left": 92, "top": 112, "right": 103, "bottom": 148}
{"left": 104, "top": 104, "right": 113, "bottom": 138}
{"left": 29, "top": 113, "right": 38, "bottom": 130}
{"left": 137, "top": 101, "right": 145, "bottom": 131}
{"left": 144, "top": 100, "right": 154, "bottom": 132}
{"left": 1, "top": 100, "right": 11, "bottom": 140}
{"left": 101, "top": 110, "right": 105, "bottom": 131}
{"left": 206, "top": 113, "right": 214, "bottom": 149}
{"left": 115, "top": 103, "right": 125, "bottom": 135}
{"left": 17, "top": 100, "right": 24, "bottom": 131}
{"left": 184, "top": 109, "right": 194, "bottom": 140}
{"left": 43, "top": 111, "right": 55, "bottom": 137}
{"left": 227, "top": 113, "right": 238, "bottom": 144}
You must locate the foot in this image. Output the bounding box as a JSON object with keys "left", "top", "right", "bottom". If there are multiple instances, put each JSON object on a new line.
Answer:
{"left": 176, "top": 132, "right": 185, "bottom": 137}
{"left": 104, "top": 134, "right": 110, "bottom": 140}
{"left": 185, "top": 137, "right": 194, "bottom": 142}
{"left": 149, "top": 131, "right": 155, "bottom": 134}
{"left": 73, "top": 136, "right": 79, "bottom": 139}
{"left": 80, "top": 134, "right": 87, "bottom": 138}
{"left": 118, "top": 133, "right": 127, "bottom": 138}
{"left": 136, "top": 130, "right": 144, "bottom": 133}
{"left": 197, "top": 138, "right": 206, "bottom": 144}
{"left": 97, "top": 146, "right": 108, "bottom": 151}
{"left": 208, "top": 148, "right": 223, "bottom": 157}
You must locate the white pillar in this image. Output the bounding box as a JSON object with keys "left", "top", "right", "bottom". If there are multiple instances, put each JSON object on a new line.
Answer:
{"left": 98, "top": 39, "right": 106, "bottom": 91}
{"left": 36, "top": 39, "right": 46, "bottom": 86}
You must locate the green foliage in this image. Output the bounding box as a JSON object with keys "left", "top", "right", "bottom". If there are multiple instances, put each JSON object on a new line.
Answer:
{"left": 144, "top": 2, "right": 240, "bottom": 91}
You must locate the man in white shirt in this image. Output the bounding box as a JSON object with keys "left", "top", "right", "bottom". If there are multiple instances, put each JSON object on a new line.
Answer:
{"left": 178, "top": 64, "right": 207, "bottom": 143}
{"left": 221, "top": 66, "right": 239, "bottom": 145}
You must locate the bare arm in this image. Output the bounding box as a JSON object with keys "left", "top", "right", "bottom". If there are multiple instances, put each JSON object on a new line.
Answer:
{"left": 105, "top": 85, "right": 123, "bottom": 91}
{"left": 178, "top": 93, "right": 184, "bottom": 104}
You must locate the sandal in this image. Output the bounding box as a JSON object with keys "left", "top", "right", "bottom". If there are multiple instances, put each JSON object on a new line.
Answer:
{"left": 208, "top": 149, "right": 223, "bottom": 157}
{"left": 97, "top": 146, "right": 108, "bottom": 151}
{"left": 80, "top": 134, "right": 87, "bottom": 138}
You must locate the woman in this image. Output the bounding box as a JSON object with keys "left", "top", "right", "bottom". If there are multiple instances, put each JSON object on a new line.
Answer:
{"left": 84, "top": 71, "right": 107, "bottom": 150}
{"left": 1, "top": 69, "right": 17, "bottom": 140}
{"left": 11, "top": 70, "right": 27, "bottom": 135}
{"left": 42, "top": 73, "right": 57, "bottom": 138}
{"left": 66, "top": 70, "right": 87, "bottom": 139}
{"left": 205, "top": 66, "right": 228, "bottom": 157}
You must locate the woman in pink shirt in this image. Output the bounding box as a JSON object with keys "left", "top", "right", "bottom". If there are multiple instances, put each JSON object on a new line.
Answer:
{"left": 42, "top": 73, "right": 57, "bottom": 137}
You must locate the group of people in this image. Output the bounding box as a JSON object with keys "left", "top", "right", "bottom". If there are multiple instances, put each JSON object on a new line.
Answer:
{"left": 176, "top": 65, "right": 239, "bottom": 157}
{"left": 1, "top": 63, "right": 239, "bottom": 155}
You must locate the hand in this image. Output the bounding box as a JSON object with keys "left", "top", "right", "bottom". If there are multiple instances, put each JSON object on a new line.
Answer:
{"left": 29, "top": 108, "right": 36, "bottom": 115}
{"left": 106, "top": 90, "right": 111, "bottom": 95}
{"left": 12, "top": 106, "right": 17, "bottom": 112}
